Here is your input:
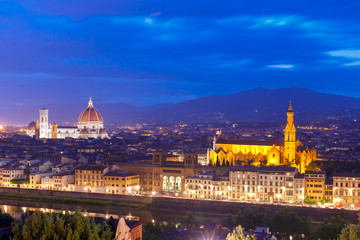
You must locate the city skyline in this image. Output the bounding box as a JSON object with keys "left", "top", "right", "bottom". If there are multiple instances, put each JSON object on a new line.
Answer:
{"left": 0, "top": 1, "right": 360, "bottom": 108}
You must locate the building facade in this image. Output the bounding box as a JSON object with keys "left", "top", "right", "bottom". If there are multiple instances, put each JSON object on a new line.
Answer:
{"left": 185, "top": 171, "right": 230, "bottom": 200}
{"left": 104, "top": 171, "right": 140, "bottom": 195}
{"left": 333, "top": 173, "right": 360, "bottom": 207}
{"left": 75, "top": 165, "right": 109, "bottom": 193}
{"left": 304, "top": 171, "right": 325, "bottom": 202}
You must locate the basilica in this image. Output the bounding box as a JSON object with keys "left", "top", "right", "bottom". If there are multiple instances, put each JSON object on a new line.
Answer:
{"left": 33, "top": 98, "right": 108, "bottom": 139}
{"left": 208, "top": 102, "right": 317, "bottom": 173}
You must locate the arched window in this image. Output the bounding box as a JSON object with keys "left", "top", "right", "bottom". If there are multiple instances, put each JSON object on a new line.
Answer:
{"left": 163, "top": 176, "right": 168, "bottom": 192}
{"left": 175, "top": 177, "right": 181, "bottom": 192}
{"left": 169, "top": 176, "right": 175, "bottom": 192}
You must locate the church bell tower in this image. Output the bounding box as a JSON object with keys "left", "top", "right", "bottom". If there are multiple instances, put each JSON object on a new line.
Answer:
{"left": 284, "top": 100, "right": 296, "bottom": 163}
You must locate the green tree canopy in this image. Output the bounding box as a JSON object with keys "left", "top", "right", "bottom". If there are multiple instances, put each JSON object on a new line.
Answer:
{"left": 226, "top": 225, "right": 256, "bottom": 240}
{"left": 12, "top": 210, "right": 113, "bottom": 240}
{"left": 340, "top": 214, "right": 360, "bottom": 240}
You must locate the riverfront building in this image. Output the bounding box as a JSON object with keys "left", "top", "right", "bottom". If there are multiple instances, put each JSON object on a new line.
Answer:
{"left": 333, "top": 173, "right": 360, "bottom": 207}
{"left": 185, "top": 171, "right": 230, "bottom": 200}
{"left": 104, "top": 171, "right": 140, "bottom": 195}
{"left": 304, "top": 170, "right": 325, "bottom": 202}
{"left": 75, "top": 165, "right": 109, "bottom": 193}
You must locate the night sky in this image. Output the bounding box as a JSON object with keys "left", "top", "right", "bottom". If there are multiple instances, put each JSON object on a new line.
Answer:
{"left": 1, "top": 0, "right": 360, "bottom": 108}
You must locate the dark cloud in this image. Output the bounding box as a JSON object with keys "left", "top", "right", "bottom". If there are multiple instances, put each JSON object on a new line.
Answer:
{"left": 0, "top": 0, "right": 359, "bottom": 108}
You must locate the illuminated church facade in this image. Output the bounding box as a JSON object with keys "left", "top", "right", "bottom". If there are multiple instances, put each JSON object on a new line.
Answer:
{"left": 34, "top": 98, "right": 108, "bottom": 139}
{"left": 208, "top": 102, "right": 316, "bottom": 173}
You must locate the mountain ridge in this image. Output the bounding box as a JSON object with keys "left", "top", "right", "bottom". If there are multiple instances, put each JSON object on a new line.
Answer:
{"left": 1, "top": 87, "right": 360, "bottom": 125}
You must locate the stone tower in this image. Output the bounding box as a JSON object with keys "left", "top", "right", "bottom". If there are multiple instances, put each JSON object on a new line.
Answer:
{"left": 39, "top": 108, "right": 49, "bottom": 139}
{"left": 35, "top": 117, "right": 40, "bottom": 140}
{"left": 284, "top": 100, "right": 296, "bottom": 163}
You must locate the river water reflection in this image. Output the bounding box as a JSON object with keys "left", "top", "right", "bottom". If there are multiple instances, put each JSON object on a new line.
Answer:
{"left": 0, "top": 198, "right": 224, "bottom": 226}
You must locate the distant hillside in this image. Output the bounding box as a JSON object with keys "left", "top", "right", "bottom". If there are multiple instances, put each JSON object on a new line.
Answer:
{"left": 142, "top": 88, "right": 360, "bottom": 123}
{"left": 2, "top": 87, "right": 360, "bottom": 125}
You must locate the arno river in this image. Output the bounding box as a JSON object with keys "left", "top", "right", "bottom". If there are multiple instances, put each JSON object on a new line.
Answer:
{"left": 0, "top": 198, "right": 225, "bottom": 226}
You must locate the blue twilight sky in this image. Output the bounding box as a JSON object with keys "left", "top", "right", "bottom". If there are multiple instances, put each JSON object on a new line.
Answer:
{"left": 0, "top": 0, "right": 360, "bottom": 108}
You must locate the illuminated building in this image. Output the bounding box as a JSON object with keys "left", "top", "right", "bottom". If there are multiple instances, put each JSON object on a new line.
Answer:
{"left": 75, "top": 165, "right": 109, "bottom": 193}
{"left": 117, "top": 153, "right": 202, "bottom": 193}
{"left": 104, "top": 171, "right": 140, "bottom": 194}
{"left": 333, "top": 173, "right": 360, "bottom": 207}
{"left": 304, "top": 170, "right": 325, "bottom": 202}
{"left": 230, "top": 166, "right": 297, "bottom": 203}
{"left": 35, "top": 98, "right": 108, "bottom": 139}
{"left": 324, "top": 178, "right": 333, "bottom": 203}
{"left": 185, "top": 171, "right": 230, "bottom": 200}
{"left": 294, "top": 174, "right": 305, "bottom": 204}
{"left": 209, "top": 101, "right": 316, "bottom": 173}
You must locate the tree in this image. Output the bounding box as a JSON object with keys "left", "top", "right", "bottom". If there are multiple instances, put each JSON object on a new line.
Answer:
{"left": 142, "top": 222, "right": 162, "bottom": 240}
{"left": 12, "top": 210, "right": 113, "bottom": 240}
{"left": 226, "top": 225, "right": 256, "bottom": 240}
{"left": 339, "top": 214, "right": 360, "bottom": 240}
{"left": 223, "top": 214, "right": 234, "bottom": 230}
{"left": 314, "top": 216, "right": 346, "bottom": 240}
{"left": 107, "top": 216, "right": 116, "bottom": 238}
{"left": 182, "top": 213, "right": 200, "bottom": 228}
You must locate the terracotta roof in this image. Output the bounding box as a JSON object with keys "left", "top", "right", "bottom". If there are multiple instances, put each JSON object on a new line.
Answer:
{"left": 294, "top": 173, "right": 305, "bottom": 179}
{"left": 216, "top": 138, "right": 283, "bottom": 146}
{"left": 78, "top": 107, "right": 103, "bottom": 123}
{"left": 259, "top": 165, "right": 297, "bottom": 172}
{"left": 76, "top": 165, "right": 107, "bottom": 171}
{"left": 80, "top": 129, "right": 89, "bottom": 134}
{"left": 333, "top": 173, "right": 360, "bottom": 178}
{"left": 104, "top": 171, "right": 138, "bottom": 177}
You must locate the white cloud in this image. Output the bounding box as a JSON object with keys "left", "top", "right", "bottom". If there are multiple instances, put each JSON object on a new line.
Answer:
{"left": 344, "top": 61, "right": 360, "bottom": 66}
{"left": 267, "top": 64, "right": 294, "bottom": 69}
{"left": 327, "top": 49, "right": 360, "bottom": 59}
{"left": 327, "top": 49, "right": 360, "bottom": 66}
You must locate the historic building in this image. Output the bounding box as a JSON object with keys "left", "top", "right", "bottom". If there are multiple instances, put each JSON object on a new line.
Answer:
{"left": 104, "top": 171, "right": 140, "bottom": 195}
{"left": 34, "top": 98, "right": 108, "bottom": 139}
{"left": 185, "top": 171, "right": 230, "bottom": 200}
{"left": 229, "top": 166, "right": 297, "bottom": 203}
{"left": 304, "top": 170, "right": 325, "bottom": 202}
{"left": 117, "top": 152, "right": 205, "bottom": 193}
{"left": 208, "top": 101, "right": 317, "bottom": 173}
{"left": 333, "top": 173, "right": 360, "bottom": 207}
{"left": 74, "top": 165, "right": 109, "bottom": 193}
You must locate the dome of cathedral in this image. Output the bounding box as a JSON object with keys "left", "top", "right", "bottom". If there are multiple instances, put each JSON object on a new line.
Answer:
{"left": 78, "top": 98, "right": 103, "bottom": 124}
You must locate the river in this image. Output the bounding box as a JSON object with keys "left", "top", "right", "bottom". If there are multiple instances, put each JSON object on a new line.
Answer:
{"left": 0, "top": 198, "right": 226, "bottom": 226}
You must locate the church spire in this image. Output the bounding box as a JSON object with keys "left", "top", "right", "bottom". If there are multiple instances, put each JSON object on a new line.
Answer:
{"left": 88, "top": 97, "right": 93, "bottom": 107}
{"left": 288, "top": 100, "right": 292, "bottom": 112}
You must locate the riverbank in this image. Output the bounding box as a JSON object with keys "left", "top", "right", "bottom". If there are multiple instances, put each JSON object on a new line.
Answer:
{"left": 0, "top": 187, "right": 359, "bottom": 224}
{"left": 0, "top": 192, "right": 147, "bottom": 209}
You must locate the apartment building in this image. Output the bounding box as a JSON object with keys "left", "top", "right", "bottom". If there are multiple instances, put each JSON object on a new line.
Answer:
{"left": 104, "top": 171, "right": 140, "bottom": 194}
{"left": 333, "top": 173, "right": 360, "bottom": 207}
{"left": 185, "top": 171, "right": 230, "bottom": 200}
{"left": 294, "top": 174, "right": 305, "bottom": 204}
{"left": 304, "top": 170, "right": 325, "bottom": 202}
{"left": 324, "top": 177, "right": 333, "bottom": 203}
{"left": 75, "top": 165, "right": 109, "bottom": 193}
{"left": 230, "top": 167, "right": 258, "bottom": 201}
